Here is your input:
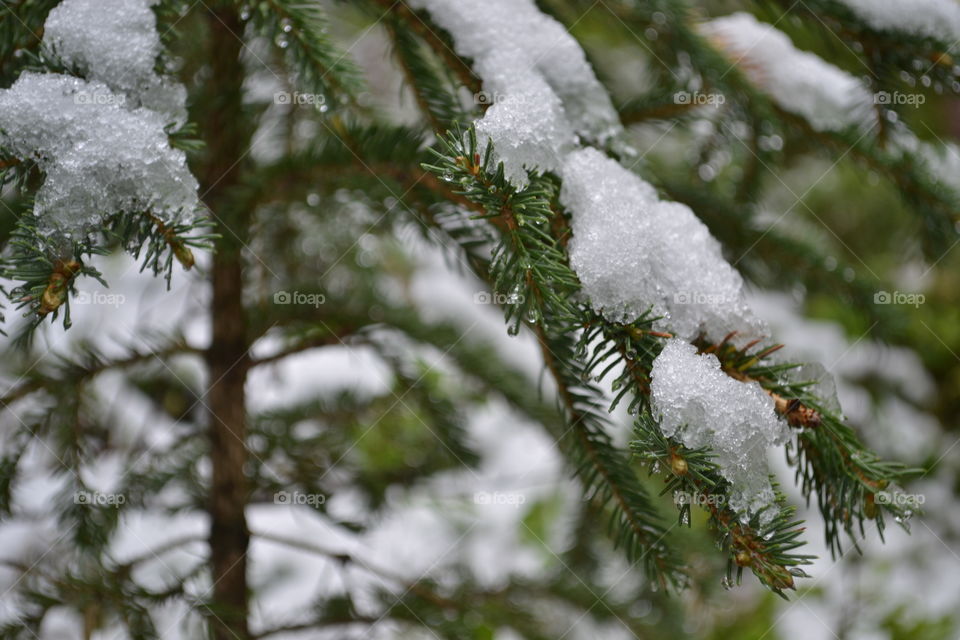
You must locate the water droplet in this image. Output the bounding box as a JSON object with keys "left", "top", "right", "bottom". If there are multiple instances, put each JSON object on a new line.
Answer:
{"left": 721, "top": 575, "right": 734, "bottom": 590}
{"left": 680, "top": 511, "right": 690, "bottom": 526}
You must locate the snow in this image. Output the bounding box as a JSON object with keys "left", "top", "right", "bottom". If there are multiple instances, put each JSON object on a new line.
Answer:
{"left": 700, "top": 12, "right": 875, "bottom": 132}
{"left": 650, "top": 339, "right": 790, "bottom": 522}
{"left": 408, "top": 0, "right": 621, "bottom": 185}
{"left": 0, "top": 0, "right": 198, "bottom": 232}
{"left": 835, "top": 0, "right": 960, "bottom": 43}
{"left": 0, "top": 73, "right": 199, "bottom": 232}
{"left": 42, "top": 0, "right": 187, "bottom": 123}
{"left": 561, "top": 147, "right": 763, "bottom": 342}
{"left": 410, "top": 1, "right": 766, "bottom": 343}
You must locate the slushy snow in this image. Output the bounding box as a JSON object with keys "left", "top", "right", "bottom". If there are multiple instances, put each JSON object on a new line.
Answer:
{"left": 650, "top": 339, "right": 791, "bottom": 522}
{"left": 408, "top": 0, "right": 622, "bottom": 185}
{"left": 0, "top": 0, "right": 198, "bottom": 232}
{"left": 836, "top": 0, "right": 960, "bottom": 43}
{"left": 700, "top": 12, "right": 875, "bottom": 132}
{"left": 561, "top": 148, "right": 763, "bottom": 342}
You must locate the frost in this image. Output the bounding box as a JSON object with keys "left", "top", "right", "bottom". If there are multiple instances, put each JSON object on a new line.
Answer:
{"left": 650, "top": 339, "right": 791, "bottom": 522}
{"left": 42, "top": 0, "right": 187, "bottom": 123}
{"left": 561, "top": 148, "right": 763, "bottom": 343}
{"left": 835, "top": 0, "right": 960, "bottom": 43}
{"left": 700, "top": 13, "right": 875, "bottom": 132}
{"left": 408, "top": 0, "right": 621, "bottom": 185}
{"left": 0, "top": 0, "right": 198, "bottom": 232}
{"left": 0, "top": 73, "right": 198, "bottom": 231}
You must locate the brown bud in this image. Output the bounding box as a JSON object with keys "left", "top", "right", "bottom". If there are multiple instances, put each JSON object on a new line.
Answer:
{"left": 670, "top": 454, "right": 688, "bottom": 476}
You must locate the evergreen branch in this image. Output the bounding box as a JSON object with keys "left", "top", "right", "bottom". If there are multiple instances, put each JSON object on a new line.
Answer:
{"left": 1, "top": 211, "right": 214, "bottom": 341}
{"left": 422, "top": 128, "right": 683, "bottom": 588}
{"left": 384, "top": 11, "right": 468, "bottom": 134}
{"left": 570, "top": 0, "right": 959, "bottom": 257}
{"left": 756, "top": 0, "right": 960, "bottom": 96}
{"left": 632, "top": 413, "right": 814, "bottom": 596}
{"left": 0, "top": 336, "right": 200, "bottom": 407}
{"left": 695, "top": 331, "right": 920, "bottom": 555}
{"left": 370, "top": 0, "right": 481, "bottom": 96}
{"left": 247, "top": 0, "right": 365, "bottom": 109}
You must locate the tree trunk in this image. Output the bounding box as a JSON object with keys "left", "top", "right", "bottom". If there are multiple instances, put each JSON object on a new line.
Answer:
{"left": 199, "top": 5, "right": 253, "bottom": 638}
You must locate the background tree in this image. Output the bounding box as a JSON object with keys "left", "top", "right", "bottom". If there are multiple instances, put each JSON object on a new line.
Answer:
{"left": 0, "top": 0, "right": 958, "bottom": 638}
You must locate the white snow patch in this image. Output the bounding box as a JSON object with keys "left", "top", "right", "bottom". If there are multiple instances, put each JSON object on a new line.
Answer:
{"left": 700, "top": 12, "right": 875, "bottom": 132}
{"left": 0, "top": 0, "right": 197, "bottom": 232}
{"left": 650, "top": 339, "right": 790, "bottom": 521}
{"left": 0, "top": 73, "right": 198, "bottom": 232}
{"left": 836, "top": 0, "right": 960, "bottom": 43}
{"left": 43, "top": 0, "right": 188, "bottom": 123}
{"left": 562, "top": 147, "right": 763, "bottom": 342}
{"left": 408, "top": 0, "right": 621, "bottom": 185}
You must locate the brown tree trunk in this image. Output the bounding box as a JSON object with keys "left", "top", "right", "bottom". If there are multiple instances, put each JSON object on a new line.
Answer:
{"left": 206, "top": 253, "right": 250, "bottom": 640}
{"left": 198, "top": 5, "right": 253, "bottom": 638}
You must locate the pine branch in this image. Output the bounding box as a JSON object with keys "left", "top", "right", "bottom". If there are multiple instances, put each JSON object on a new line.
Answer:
{"left": 695, "top": 331, "right": 920, "bottom": 555}
{"left": 422, "top": 128, "right": 683, "bottom": 588}
{"left": 385, "top": 11, "right": 468, "bottom": 134}
{"left": 632, "top": 413, "right": 814, "bottom": 596}
{"left": 247, "top": 0, "right": 365, "bottom": 109}
{"left": 370, "top": 0, "right": 482, "bottom": 96}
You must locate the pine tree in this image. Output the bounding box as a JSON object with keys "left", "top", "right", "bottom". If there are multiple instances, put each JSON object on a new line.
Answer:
{"left": 0, "top": 0, "right": 955, "bottom": 638}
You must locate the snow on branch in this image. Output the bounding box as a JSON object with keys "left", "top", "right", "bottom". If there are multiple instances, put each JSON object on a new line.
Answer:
{"left": 836, "top": 0, "right": 960, "bottom": 43}
{"left": 408, "top": 0, "right": 622, "bottom": 186}
{"left": 0, "top": 0, "right": 198, "bottom": 233}
{"left": 650, "top": 339, "right": 790, "bottom": 523}
{"left": 43, "top": 0, "right": 188, "bottom": 123}
{"left": 561, "top": 147, "right": 763, "bottom": 343}
{"left": 699, "top": 12, "right": 876, "bottom": 133}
